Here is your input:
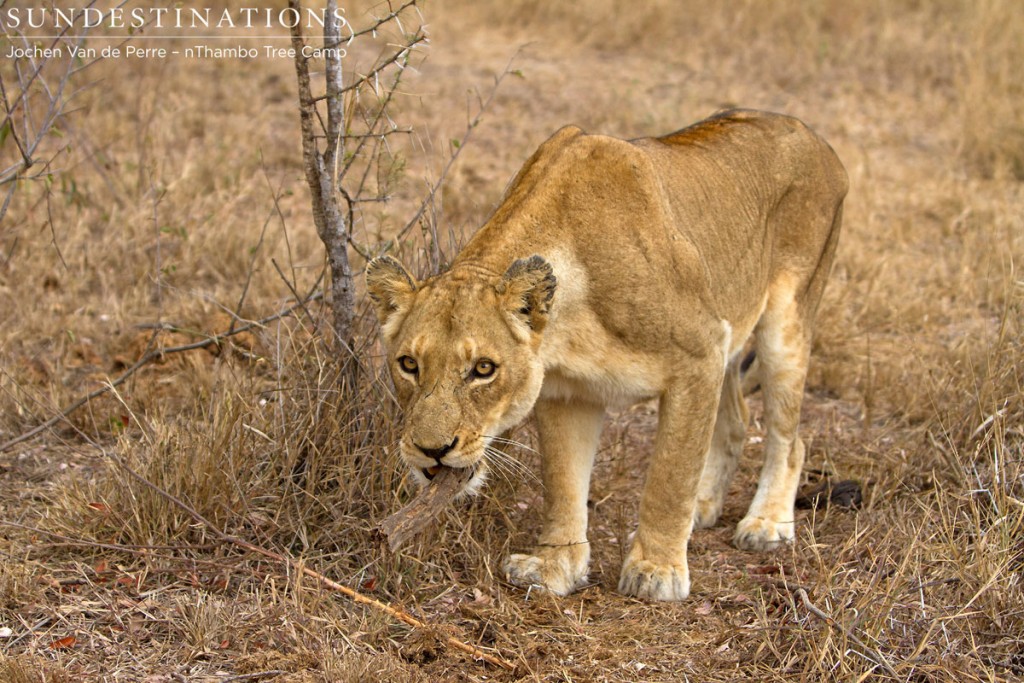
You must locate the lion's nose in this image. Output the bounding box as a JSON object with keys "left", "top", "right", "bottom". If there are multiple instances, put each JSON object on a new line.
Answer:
{"left": 415, "top": 436, "right": 459, "bottom": 462}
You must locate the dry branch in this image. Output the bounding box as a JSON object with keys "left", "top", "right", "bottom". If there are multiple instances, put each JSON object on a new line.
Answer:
{"left": 377, "top": 467, "right": 473, "bottom": 551}
{"left": 0, "top": 293, "right": 322, "bottom": 454}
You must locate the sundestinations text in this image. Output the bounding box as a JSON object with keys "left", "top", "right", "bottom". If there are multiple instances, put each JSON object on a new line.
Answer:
{"left": 1, "top": 6, "right": 353, "bottom": 32}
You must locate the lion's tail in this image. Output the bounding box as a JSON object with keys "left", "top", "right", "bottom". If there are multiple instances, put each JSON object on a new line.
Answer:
{"left": 740, "top": 350, "right": 761, "bottom": 396}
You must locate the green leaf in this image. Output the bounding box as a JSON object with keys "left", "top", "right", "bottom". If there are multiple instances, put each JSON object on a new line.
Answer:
{"left": 0, "top": 121, "right": 10, "bottom": 149}
{"left": 450, "top": 138, "right": 461, "bottom": 149}
{"left": 108, "top": 415, "right": 126, "bottom": 433}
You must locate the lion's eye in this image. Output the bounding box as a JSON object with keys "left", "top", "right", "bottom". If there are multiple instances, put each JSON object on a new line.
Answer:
{"left": 398, "top": 355, "right": 418, "bottom": 374}
{"left": 472, "top": 358, "right": 496, "bottom": 379}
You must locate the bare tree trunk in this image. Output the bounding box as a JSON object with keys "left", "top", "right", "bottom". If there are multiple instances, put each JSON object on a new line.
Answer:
{"left": 287, "top": 0, "right": 356, "bottom": 373}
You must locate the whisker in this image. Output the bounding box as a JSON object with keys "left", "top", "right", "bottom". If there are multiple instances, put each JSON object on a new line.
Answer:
{"left": 483, "top": 452, "right": 518, "bottom": 489}
{"left": 488, "top": 456, "right": 532, "bottom": 489}
{"left": 483, "top": 445, "right": 538, "bottom": 484}
{"left": 485, "top": 434, "right": 540, "bottom": 456}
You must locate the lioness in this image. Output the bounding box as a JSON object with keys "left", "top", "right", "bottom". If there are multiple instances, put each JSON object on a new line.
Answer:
{"left": 366, "top": 109, "right": 847, "bottom": 601}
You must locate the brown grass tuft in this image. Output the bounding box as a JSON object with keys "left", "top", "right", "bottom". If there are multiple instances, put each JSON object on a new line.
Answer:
{"left": 0, "top": 655, "right": 69, "bottom": 683}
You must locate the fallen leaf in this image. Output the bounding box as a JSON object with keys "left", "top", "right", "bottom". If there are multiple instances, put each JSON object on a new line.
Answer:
{"left": 87, "top": 502, "right": 110, "bottom": 513}
{"left": 49, "top": 635, "right": 77, "bottom": 650}
{"left": 0, "top": 627, "right": 14, "bottom": 638}
{"left": 695, "top": 600, "right": 714, "bottom": 616}
{"left": 472, "top": 587, "right": 492, "bottom": 605}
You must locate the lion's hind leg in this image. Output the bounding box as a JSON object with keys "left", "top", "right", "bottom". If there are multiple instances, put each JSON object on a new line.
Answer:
{"left": 694, "top": 357, "right": 749, "bottom": 529}
{"left": 734, "top": 273, "right": 811, "bottom": 551}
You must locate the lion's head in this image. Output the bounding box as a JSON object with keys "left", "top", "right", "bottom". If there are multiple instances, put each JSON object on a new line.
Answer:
{"left": 366, "top": 255, "right": 557, "bottom": 492}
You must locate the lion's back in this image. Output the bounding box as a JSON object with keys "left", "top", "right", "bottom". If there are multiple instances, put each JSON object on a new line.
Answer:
{"left": 648, "top": 109, "right": 848, "bottom": 202}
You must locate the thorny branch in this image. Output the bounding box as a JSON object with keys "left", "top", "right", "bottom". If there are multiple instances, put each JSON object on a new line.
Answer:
{"left": 0, "top": 2, "right": 131, "bottom": 223}
{"left": 393, "top": 51, "right": 523, "bottom": 248}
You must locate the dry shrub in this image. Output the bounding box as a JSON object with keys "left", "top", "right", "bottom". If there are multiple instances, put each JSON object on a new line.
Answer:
{"left": 45, "top": 312, "right": 519, "bottom": 596}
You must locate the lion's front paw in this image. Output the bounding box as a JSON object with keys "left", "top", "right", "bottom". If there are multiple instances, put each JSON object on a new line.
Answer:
{"left": 734, "top": 515, "right": 794, "bottom": 551}
{"left": 503, "top": 545, "right": 589, "bottom": 597}
{"left": 618, "top": 557, "right": 690, "bottom": 601}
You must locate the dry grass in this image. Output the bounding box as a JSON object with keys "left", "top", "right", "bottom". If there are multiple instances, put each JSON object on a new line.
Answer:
{"left": 1, "top": 0, "right": 1022, "bottom": 680}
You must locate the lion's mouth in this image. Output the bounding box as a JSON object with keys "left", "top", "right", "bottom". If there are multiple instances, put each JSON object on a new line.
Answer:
{"left": 423, "top": 465, "right": 442, "bottom": 480}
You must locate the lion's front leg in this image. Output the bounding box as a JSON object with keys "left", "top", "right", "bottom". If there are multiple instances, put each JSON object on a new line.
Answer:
{"left": 504, "top": 397, "right": 604, "bottom": 596}
{"left": 619, "top": 367, "right": 723, "bottom": 601}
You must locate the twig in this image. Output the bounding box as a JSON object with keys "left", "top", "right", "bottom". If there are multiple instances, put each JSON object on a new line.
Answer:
{"left": 103, "top": 448, "right": 519, "bottom": 671}
{"left": 218, "top": 671, "right": 287, "bottom": 683}
{"left": 348, "top": 0, "right": 420, "bottom": 41}
{"left": 229, "top": 189, "right": 277, "bottom": 335}
{"left": 393, "top": 49, "right": 522, "bottom": 247}
{"left": 5, "top": 617, "right": 51, "bottom": 649}
{"left": 0, "top": 2, "right": 134, "bottom": 223}
{"left": 271, "top": 258, "right": 317, "bottom": 330}
{"left": 258, "top": 157, "right": 297, "bottom": 312}
{"left": 0, "top": 520, "right": 215, "bottom": 554}
{"left": 794, "top": 587, "right": 900, "bottom": 677}
{"left": 0, "top": 293, "right": 322, "bottom": 453}
{"left": 337, "top": 31, "right": 427, "bottom": 97}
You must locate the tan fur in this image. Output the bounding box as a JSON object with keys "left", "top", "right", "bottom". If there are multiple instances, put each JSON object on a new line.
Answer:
{"left": 366, "top": 109, "right": 848, "bottom": 601}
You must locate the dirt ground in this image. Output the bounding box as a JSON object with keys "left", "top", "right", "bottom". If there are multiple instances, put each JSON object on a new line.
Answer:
{"left": 1, "top": 1, "right": 1022, "bottom": 681}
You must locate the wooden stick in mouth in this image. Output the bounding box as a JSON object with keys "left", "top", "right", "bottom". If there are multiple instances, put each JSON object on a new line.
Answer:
{"left": 377, "top": 466, "right": 474, "bottom": 552}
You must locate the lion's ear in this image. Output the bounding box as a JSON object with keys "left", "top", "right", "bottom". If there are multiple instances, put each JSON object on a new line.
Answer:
{"left": 365, "top": 256, "right": 417, "bottom": 332}
{"left": 498, "top": 255, "right": 557, "bottom": 334}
